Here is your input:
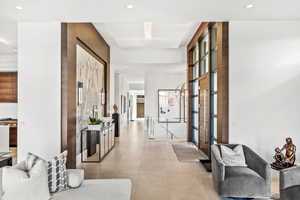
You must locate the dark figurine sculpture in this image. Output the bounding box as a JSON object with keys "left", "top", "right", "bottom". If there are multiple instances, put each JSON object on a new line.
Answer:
{"left": 112, "top": 104, "right": 120, "bottom": 137}
{"left": 271, "top": 137, "right": 296, "bottom": 170}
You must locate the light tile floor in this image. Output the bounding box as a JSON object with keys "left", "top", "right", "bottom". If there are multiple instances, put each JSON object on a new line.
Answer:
{"left": 82, "top": 121, "right": 279, "bottom": 200}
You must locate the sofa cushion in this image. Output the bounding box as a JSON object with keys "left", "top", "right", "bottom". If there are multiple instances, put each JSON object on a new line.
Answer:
{"left": 2, "top": 159, "right": 50, "bottom": 200}
{"left": 220, "top": 145, "right": 247, "bottom": 167}
{"left": 221, "top": 166, "right": 267, "bottom": 198}
{"left": 52, "top": 179, "right": 132, "bottom": 200}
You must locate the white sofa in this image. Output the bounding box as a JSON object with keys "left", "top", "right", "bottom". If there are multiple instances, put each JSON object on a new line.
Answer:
{"left": 0, "top": 169, "right": 132, "bottom": 200}
{"left": 53, "top": 179, "right": 132, "bottom": 200}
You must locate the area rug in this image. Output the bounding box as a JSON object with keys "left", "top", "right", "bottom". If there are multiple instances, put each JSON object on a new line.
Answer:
{"left": 172, "top": 143, "right": 208, "bottom": 162}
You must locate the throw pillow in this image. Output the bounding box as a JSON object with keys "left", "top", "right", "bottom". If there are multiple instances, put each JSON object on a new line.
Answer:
{"left": 2, "top": 159, "right": 50, "bottom": 200}
{"left": 48, "top": 151, "right": 68, "bottom": 193}
{"left": 26, "top": 152, "right": 43, "bottom": 170}
{"left": 220, "top": 145, "right": 247, "bottom": 167}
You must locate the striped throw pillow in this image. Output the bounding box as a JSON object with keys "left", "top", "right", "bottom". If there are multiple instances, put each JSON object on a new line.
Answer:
{"left": 48, "top": 151, "right": 68, "bottom": 193}
{"left": 26, "top": 151, "right": 68, "bottom": 193}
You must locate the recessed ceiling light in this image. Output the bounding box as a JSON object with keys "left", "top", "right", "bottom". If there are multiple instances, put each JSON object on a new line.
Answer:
{"left": 16, "top": 6, "right": 23, "bottom": 10}
{"left": 245, "top": 4, "right": 254, "bottom": 9}
{"left": 126, "top": 4, "right": 133, "bottom": 9}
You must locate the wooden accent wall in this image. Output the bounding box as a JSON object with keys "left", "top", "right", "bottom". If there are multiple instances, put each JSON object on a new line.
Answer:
{"left": 61, "top": 23, "right": 110, "bottom": 168}
{"left": 0, "top": 72, "right": 17, "bottom": 103}
{"left": 216, "top": 23, "right": 229, "bottom": 144}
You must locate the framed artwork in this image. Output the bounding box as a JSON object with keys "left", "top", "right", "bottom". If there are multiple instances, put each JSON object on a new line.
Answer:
{"left": 158, "top": 89, "right": 181, "bottom": 123}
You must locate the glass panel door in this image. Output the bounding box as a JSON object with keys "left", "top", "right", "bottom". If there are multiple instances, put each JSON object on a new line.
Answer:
{"left": 199, "top": 78, "right": 209, "bottom": 154}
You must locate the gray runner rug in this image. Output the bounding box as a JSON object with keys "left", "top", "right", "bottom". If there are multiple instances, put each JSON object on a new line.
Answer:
{"left": 172, "top": 143, "right": 208, "bottom": 162}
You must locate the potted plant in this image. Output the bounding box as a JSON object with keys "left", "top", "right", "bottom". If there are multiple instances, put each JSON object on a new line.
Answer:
{"left": 88, "top": 116, "right": 104, "bottom": 131}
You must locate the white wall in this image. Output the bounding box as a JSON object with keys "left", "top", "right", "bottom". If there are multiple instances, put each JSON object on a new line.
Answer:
{"left": 114, "top": 72, "right": 130, "bottom": 127}
{"left": 0, "top": 103, "right": 17, "bottom": 119}
{"left": 109, "top": 65, "right": 115, "bottom": 115}
{"left": 229, "top": 21, "right": 300, "bottom": 163}
{"left": 18, "top": 22, "right": 61, "bottom": 161}
{"left": 144, "top": 71, "right": 186, "bottom": 138}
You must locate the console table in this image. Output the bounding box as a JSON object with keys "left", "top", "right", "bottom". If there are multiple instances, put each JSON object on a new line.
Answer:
{"left": 81, "top": 122, "right": 115, "bottom": 163}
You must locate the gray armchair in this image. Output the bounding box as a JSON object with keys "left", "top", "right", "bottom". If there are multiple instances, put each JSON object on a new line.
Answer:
{"left": 280, "top": 166, "right": 300, "bottom": 200}
{"left": 211, "top": 144, "right": 271, "bottom": 198}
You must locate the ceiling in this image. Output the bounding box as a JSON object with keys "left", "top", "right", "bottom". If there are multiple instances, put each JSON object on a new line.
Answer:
{"left": 94, "top": 23, "right": 197, "bottom": 82}
{"left": 94, "top": 23, "right": 198, "bottom": 48}
{"left": 1, "top": 0, "right": 300, "bottom": 79}
{"left": 1, "top": 0, "right": 300, "bottom": 22}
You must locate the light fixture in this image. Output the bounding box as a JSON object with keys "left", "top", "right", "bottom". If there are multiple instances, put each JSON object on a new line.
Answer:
{"left": 245, "top": 4, "right": 254, "bottom": 9}
{"left": 144, "top": 22, "right": 152, "bottom": 40}
{"left": 16, "top": 6, "right": 23, "bottom": 10}
{"left": 126, "top": 4, "right": 133, "bottom": 9}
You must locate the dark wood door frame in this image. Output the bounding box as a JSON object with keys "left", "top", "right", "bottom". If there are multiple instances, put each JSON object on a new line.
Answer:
{"left": 186, "top": 22, "right": 229, "bottom": 149}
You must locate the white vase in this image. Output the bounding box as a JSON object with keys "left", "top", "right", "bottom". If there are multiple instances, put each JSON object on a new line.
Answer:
{"left": 88, "top": 124, "right": 103, "bottom": 131}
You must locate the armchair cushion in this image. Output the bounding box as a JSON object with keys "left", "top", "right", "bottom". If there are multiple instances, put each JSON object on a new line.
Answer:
{"left": 220, "top": 145, "right": 247, "bottom": 167}
{"left": 224, "top": 166, "right": 265, "bottom": 187}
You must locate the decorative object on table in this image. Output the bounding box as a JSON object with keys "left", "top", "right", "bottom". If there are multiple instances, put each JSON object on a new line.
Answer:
{"left": 112, "top": 104, "right": 120, "bottom": 137}
{"left": 87, "top": 116, "right": 104, "bottom": 131}
{"left": 271, "top": 137, "right": 296, "bottom": 170}
{"left": 211, "top": 144, "right": 271, "bottom": 198}
{"left": 67, "top": 169, "right": 84, "bottom": 189}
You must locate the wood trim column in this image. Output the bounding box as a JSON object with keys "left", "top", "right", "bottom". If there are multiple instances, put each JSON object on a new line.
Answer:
{"left": 216, "top": 22, "right": 229, "bottom": 144}
{"left": 61, "top": 23, "right": 110, "bottom": 168}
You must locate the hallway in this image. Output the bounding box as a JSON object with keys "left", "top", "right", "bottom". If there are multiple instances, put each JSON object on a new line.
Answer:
{"left": 82, "top": 121, "right": 219, "bottom": 200}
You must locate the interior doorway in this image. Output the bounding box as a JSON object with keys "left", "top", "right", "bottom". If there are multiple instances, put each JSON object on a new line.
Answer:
{"left": 128, "top": 90, "right": 144, "bottom": 121}
{"left": 136, "top": 95, "right": 145, "bottom": 118}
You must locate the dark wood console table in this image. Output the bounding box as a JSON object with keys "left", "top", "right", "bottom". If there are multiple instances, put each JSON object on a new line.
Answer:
{"left": 81, "top": 122, "right": 115, "bottom": 163}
